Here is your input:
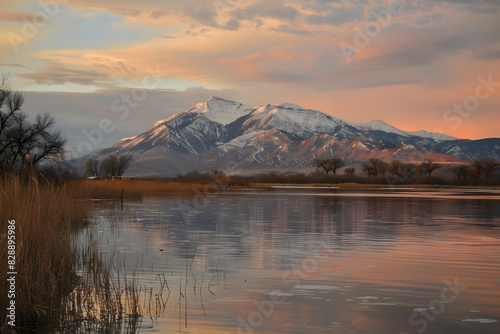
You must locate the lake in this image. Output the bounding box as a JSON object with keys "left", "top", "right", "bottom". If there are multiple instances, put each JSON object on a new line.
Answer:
{"left": 76, "top": 189, "right": 500, "bottom": 334}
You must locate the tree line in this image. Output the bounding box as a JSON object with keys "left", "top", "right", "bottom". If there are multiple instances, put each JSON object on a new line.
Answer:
{"left": 84, "top": 155, "right": 132, "bottom": 178}
{"left": 315, "top": 157, "right": 499, "bottom": 179}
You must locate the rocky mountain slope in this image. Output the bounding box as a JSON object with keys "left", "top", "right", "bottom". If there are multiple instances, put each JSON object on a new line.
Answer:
{"left": 82, "top": 96, "right": 499, "bottom": 176}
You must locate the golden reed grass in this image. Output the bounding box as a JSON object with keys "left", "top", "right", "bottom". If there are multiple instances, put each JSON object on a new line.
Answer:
{"left": 0, "top": 175, "right": 221, "bottom": 332}
{"left": 66, "top": 233, "right": 143, "bottom": 333}
{"left": 75, "top": 179, "right": 221, "bottom": 200}
{"left": 0, "top": 173, "right": 88, "bottom": 331}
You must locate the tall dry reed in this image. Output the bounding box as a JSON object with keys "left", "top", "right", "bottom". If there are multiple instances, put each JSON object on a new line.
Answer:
{"left": 0, "top": 173, "right": 87, "bottom": 331}
{"left": 63, "top": 233, "right": 143, "bottom": 333}
{"left": 1, "top": 175, "right": 210, "bottom": 332}
{"left": 76, "top": 179, "right": 222, "bottom": 200}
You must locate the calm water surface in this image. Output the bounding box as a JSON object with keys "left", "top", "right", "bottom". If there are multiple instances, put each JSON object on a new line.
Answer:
{"left": 79, "top": 189, "right": 500, "bottom": 334}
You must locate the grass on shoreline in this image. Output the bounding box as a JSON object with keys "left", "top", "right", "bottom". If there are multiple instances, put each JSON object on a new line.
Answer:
{"left": 0, "top": 173, "right": 88, "bottom": 331}
{"left": 74, "top": 178, "right": 226, "bottom": 200}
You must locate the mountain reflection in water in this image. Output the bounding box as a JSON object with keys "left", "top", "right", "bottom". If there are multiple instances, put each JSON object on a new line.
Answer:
{"left": 76, "top": 189, "right": 500, "bottom": 334}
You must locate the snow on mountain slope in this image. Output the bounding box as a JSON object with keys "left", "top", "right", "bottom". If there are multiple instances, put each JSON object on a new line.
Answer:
{"left": 82, "top": 95, "right": 499, "bottom": 176}
{"left": 267, "top": 107, "right": 347, "bottom": 138}
{"left": 347, "top": 119, "right": 457, "bottom": 142}
{"left": 188, "top": 96, "right": 253, "bottom": 125}
{"left": 244, "top": 103, "right": 454, "bottom": 142}
{"left": 408, "top": 130, "right": 457, "bottom": 142}
{"left": 348, "top": 119, "right": 408, "bottom": 136}
{"left": 280, "top": 103, "right": 304, "bottom": 109}
{"left": 242, "top": 104, "right": 354, "bottom": 139}
{"left": 219, "top": 130, "right": 261, "bottom": 153}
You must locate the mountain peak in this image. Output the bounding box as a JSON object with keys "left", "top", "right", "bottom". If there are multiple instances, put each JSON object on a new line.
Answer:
{"left": 369, "top": 119, "right": 390, "bottom": 125}
{"left": 206, "top": 95, "right": 230, "bottom": 103}
{"left": 190, "top": 96, "right": 253, "bottom": 125}
{"left": 367, "top": 119, "right": 402, "bottom": 131}
{"left": 408, "top": 129, "right": 458, "bottom": 141}
{"left": 280, "top": 103, "right": 304, "bottom": 110}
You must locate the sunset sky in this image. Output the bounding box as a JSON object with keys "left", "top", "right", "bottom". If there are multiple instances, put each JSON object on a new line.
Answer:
{"left": 1, "top": 0, "right": 499, "bottom": 155}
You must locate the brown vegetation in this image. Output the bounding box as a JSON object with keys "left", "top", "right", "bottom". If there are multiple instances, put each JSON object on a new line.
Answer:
{"left": 75, "top": 178, "right": 227, "bottom": 200}
{"left": 0, "top": 173, "right": 181, "bottom": 332}
{"left": 0, "top": 172, "right": 87, "bottom": 330}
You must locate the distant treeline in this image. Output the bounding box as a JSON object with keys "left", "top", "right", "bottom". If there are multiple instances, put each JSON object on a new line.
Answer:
{"left": 172, "top": 157, "right": 500, "bottom": 186}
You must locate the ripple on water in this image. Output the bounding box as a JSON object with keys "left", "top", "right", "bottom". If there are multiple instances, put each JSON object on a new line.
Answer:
{"left": 461, "top": 318, "right": 498, "bottom": 324}
{"left": 294, "top": 285, "right": 341, "bottom": 290}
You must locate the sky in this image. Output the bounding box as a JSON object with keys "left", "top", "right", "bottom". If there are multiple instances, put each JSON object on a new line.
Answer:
{"left": 1, "top": 0, "right": 499, "bottom": 157}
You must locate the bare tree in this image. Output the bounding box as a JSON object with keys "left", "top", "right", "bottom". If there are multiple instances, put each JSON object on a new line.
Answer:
{"left": 315, "top": 157, "right": 345, "bottom": 175}
{"left": 388, "top": 160, "right": 414, "bottom": 178}
{"left": 363, "top": 158, "right": 387, "bottom": 177}
{"left": 451, "top": 165, "right": 468, "bottom": 179}
{"left": 362, "top": 160, "right": 377, "bottom": 177}
{"left": 116, "top": 155, "right": 132, "bottom": 176}
{"left": 316, "top": 159, "right": 329, "bottom": 174}
{"left": 377, "top": 160, "right": 389, "bottom": 175}
{"left": 400, "top": 163, "right": 414, "bottom": 178}
{"left": 388, "top": 160, "right": 402, "bottom": 176}
{"left": 84, "top": 158, "right": 100, "bottom": 178}
{"left": 479, "top": 158, "right": 499, "bottom": 177}
{"left": 0, "top": 74, "right": 65, "bottom": 171}
{"left": 329, "top": 158, "right": 345, "bottom": 175}
{"left": 420, "top": 160, "right": 441, "bottom": 175}
{"left": 100, "top": 155, "right": 132, "bottom": 178}
{"left": 100, "top": 156, "right": 118, "bottom": 178}
{"left": 472, "top": 159, "right": 483, "bottom": 177}
{"left": 344, "top": 167, "right": 355, "bottom": 176}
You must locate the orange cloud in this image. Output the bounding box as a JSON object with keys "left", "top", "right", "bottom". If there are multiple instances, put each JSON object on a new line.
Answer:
{"left": 0, "top": 11, "right": 52, "bottom": 23}
{"left": 2, "top": 0, "right": 500, "bottom": 139}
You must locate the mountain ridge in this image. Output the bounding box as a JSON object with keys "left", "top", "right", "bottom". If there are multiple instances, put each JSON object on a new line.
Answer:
{"left": 80, "top": 96, "right": 499, "bottom": 177}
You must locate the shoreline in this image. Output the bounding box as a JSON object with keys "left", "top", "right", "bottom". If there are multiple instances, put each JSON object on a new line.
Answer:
{"left": 247, "top": 183, "right": 500, "bottom": 191}
{"left": 75, "top": 178, "right": 500, "bottom": 198}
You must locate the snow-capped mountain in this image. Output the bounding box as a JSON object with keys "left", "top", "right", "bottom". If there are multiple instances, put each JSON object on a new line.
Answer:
{"left": 84, "top": 96, "right": 499, "bottom": 176}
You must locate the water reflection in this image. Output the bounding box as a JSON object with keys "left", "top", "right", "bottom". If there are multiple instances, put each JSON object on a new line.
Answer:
{"left": 77, "top": 190, "right": 500, "bottom": 334}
